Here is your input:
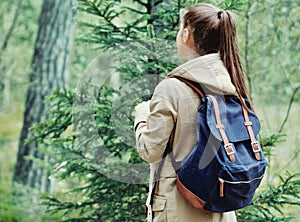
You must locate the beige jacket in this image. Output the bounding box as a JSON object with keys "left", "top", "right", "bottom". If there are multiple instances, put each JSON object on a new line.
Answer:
{"left": 134, "top": 54, "right": 237, "bottom": 222}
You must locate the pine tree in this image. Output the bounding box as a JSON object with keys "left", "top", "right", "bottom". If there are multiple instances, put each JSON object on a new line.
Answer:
{"left": 31, "top": 0, "right": 184, "bottom": 221}
{"left": 29, "top": 0, "right": 300, "bottom": 221}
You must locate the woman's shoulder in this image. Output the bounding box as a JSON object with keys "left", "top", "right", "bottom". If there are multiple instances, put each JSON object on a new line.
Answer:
{"left": 154, "top": 77, "right": 186, "bottom": 94}
{"left": 156, "top": 77, "right": 182, "bottom": 88}
{"left": 153, "top": 76, "right": 196, "bottom": 101}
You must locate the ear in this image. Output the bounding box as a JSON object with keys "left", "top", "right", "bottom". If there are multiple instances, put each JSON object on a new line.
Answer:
{"left": 182, "top": 28, "right": 190, "bottom": 43}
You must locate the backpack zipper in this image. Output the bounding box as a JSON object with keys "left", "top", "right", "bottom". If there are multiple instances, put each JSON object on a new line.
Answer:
{"left": 218, "top": 175, "right": 264, "bottom": 197}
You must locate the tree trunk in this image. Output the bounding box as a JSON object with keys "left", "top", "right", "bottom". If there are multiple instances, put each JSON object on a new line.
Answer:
{"left": 13, "top": 0, "right": 76, "bottom": 193}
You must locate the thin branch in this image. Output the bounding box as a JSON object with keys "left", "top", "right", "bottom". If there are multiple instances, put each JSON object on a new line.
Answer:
{"left": 135, "top": 0, "right": 148, "bottom": 8}
{"left": 279, "top": 86, "right": 300, "bottom": 133}
{"left": 276, "top": 146, "right": 300, "bottom": 175}
{"left": 91, "top": 2, "right": 150, "bottom": 48}
{"left": 2, "top": 61, "right": 16, "bottom": 109}
{"left": 278, "top": 60, "right": 296, "bottom": 88}
{"left": 0, "top": 0, "right": 22, "bottom": 62}
{"left": 154, "top": 0, "right": 163, "bottom": 7}
{"left": 123, "top": 6, "right": 147, "bottom": 15}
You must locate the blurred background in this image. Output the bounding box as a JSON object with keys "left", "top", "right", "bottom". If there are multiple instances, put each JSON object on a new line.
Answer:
{"left": 0, "top": 0, "right": 299, "bottom": 221}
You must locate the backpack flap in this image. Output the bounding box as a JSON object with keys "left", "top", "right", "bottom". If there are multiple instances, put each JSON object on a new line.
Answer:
{"left": 205, "top": 95, "right": 260, "bottom": 143}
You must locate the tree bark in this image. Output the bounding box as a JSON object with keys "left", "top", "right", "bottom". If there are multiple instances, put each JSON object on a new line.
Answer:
{"left": 13, "top": 0, "right": 76, "bottom": 192}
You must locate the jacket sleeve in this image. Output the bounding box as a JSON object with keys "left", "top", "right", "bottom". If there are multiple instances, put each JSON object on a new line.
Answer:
{"left": 134, "top": 79, "right": 178, "bottom": 163}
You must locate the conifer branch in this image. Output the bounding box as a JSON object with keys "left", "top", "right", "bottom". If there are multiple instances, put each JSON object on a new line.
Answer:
{"left": 154, "top": 0, "right": 163, "bottom": 6}
{"left": 135, "top": 0, "right": 148, "bottom": 8}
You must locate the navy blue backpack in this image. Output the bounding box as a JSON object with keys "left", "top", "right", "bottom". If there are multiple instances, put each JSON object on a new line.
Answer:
{"left": 151, "top": 76, "right": 268, "bottom": 213}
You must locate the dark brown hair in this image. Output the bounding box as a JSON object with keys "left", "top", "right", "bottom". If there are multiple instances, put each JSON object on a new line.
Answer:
{"left": 182, "top": 3, "right": 250, "bottom": 101}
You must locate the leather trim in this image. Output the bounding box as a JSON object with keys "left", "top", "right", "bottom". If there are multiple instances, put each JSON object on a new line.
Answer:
{"left": 176, "top": 175, "right": 210, "bottom": 213}
{"left": 241, "top": 98, "right": 261, "bottom": 160}
{"left": 208, "top": 95, "right": 236, "bottom": 162}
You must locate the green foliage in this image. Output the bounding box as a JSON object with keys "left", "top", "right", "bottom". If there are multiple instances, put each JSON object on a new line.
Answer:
{"left": 218, "top": 0, "right": 249, "bottom": 11}
{"left": 27, "top": 1, "right": 184, "bottom": 220}
{"left": 241, "top": 0, "right": 300, "bottom": 104}
{"left": 237, "top": 172, "right": 300, "bottom": 222}
{"left": 0, "top": 0, "right": 42, "bottom": 107}
{"left": 31, "top": 86, "right": 149, "bottom": 221}
{"left": 24, "top": 0, "right": 300, "bottom": 221}
{"left": 0, "top": 181, "right": 60, "bottom": 222}
{"left": 259, "top": 132, "right": 286, "bottom": 157}
{"left": 0, "top": 102, "right": 59, "bottom": 221}
{"left": 236, "top": 132, "right": 300, "bottom": 221}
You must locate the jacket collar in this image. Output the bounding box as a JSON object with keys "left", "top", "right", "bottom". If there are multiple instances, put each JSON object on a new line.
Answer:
{"left": 168, "top": 53, "right": 236, "bottom": 95}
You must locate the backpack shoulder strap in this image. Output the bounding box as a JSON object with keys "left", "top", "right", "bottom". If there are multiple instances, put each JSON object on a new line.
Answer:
{"left": 207, "top": 95, "right": 236, "bottom": 162}
{"left": 240, "top": 98, "right": 261, "bottom": 160}
{"left": 169, "top": 76, "right": 206, "bottom": 98}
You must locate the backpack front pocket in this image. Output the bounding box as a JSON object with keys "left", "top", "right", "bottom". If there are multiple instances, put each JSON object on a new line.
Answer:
{"left": 218, "top": 175, "right": 264, "bottom": 199}
{"left": 205, "top": 162, "right": 266, "bottom": 212}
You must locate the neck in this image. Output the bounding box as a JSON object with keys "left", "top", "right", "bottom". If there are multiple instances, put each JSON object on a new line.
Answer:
{"left": 181, "top": 47, "right": 200, "bottom": 61}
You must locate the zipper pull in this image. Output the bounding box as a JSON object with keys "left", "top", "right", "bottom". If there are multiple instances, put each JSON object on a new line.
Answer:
{"left": 219, "top": 178, "right": 224, "bottom": 197}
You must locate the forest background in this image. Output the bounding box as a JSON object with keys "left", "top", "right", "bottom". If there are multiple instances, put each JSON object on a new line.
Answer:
{"left": 0, "top": 0, "right": 299, "bottom": 221}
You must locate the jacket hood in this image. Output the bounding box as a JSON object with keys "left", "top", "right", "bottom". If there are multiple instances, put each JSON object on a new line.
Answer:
{"left": 168, "top": 53, "right": 236, "bottom": 95}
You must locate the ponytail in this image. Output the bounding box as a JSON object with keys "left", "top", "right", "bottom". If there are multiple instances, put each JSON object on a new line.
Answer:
{"left": 219, "top": 11, "right": 250, "bottom": 102}
{"left": 183, "top": 4, "right": 251, "bottom": 103}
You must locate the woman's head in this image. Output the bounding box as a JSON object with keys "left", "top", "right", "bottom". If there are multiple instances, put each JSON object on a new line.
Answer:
{"left": 177, "top": 3, "right": 249, "bottom": 101}
{"left": 177, "top": 3, "right": 222, "bottom": 56}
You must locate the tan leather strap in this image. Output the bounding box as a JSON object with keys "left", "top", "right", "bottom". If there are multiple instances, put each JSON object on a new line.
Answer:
{"left": 208, "top": 95, "right": 236, "bottom": 162}
{"left": 240, "top": 99, "right": 261, "bottom": 160}
{"left": 169, "top": 76, "right": 205, "bottom": 98}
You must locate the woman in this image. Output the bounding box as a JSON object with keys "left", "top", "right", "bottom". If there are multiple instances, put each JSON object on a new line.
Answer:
{"left": 134, "top": 3, "right": 249, "bottom": 222}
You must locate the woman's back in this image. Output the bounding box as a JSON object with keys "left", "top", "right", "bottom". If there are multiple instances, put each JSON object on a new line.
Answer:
{"left": 134, "top": 3, "right": 249, "bottom": 221}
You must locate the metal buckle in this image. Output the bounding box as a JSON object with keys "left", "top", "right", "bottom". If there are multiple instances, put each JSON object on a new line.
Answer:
{"left": 224, "top": 143, "right": 235, "bottom": 156}
{"left": 251, "top": 141, "right": 261, "bottom": 153}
